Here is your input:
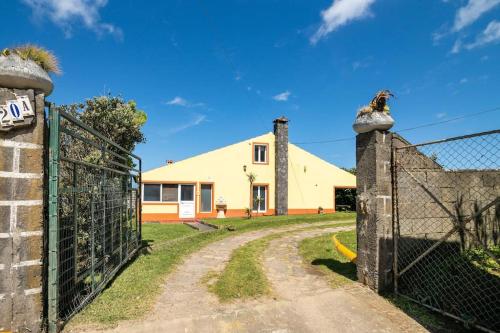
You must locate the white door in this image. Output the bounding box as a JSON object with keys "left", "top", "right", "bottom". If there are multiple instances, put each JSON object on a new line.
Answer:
{"left": 179, "top": 184, "right": 195, "bottom": 218}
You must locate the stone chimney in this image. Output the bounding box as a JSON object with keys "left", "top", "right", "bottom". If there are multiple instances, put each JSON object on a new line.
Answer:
{"left": 273, "top": 116, "right": 288, "bottom": 215}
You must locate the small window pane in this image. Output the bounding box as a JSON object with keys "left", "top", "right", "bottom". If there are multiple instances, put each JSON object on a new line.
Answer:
{"left": 201, "top": 184, "right": 212, "bottom": 212}
{"left": 180, "top": 185, "right": 194, "bottom": 201}
{"left": 259, "top": 146, "right": 266, "bottom": 162}
{"left": 259, "top": 186, "right": 266, "bottom": 211}
{"left": 252, "top": 186, "right": 259, "bottom": 211}
{"left": 144, "top": 184, "right": 161, "bottom": 201}
{"left": 254, "top": 145, "right": 259, "bottom": 162}
{"left": 162, "top": 184, "right": 178, "bottom": 202}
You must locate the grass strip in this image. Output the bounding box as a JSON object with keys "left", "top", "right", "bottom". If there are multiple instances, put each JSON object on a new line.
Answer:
{"left": 299, "top": 231, "right": 357, "bottom": 288}
{"left": 208, "top": 221, "right": 355, "bottom": 302}
{"left": 67, "top": 213, "right": 355, "bottom": 328}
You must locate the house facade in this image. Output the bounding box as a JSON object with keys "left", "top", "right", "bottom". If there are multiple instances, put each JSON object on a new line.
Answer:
{"left": 141, "top": 118, "right": 355, "bottom": 222}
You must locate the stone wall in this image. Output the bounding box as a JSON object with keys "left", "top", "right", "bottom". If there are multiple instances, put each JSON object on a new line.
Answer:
{"left": 0, "top": 88, "right": 45, "bottom": 332}
{"left": 274, "top": 117, "right": 288, "bottom": 215}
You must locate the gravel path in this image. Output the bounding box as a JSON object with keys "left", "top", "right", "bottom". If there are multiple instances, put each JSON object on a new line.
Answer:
{"left": 75, "top": 221, "right": 427, "bottom": 333}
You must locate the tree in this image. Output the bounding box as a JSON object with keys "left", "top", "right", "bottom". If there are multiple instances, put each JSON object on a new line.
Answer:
{"left": 341, "top": 167, "right": 356, "bottom": 175}
{"left": 55, "top": 95, "right": 147, "bottom": 151}
{"left": 246, "top": 172, "right": 257, "bottom": 219}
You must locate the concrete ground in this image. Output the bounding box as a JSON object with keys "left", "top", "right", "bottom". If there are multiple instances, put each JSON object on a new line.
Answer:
{"left": 75, "top": 222, "right": 428, "bottom": 333}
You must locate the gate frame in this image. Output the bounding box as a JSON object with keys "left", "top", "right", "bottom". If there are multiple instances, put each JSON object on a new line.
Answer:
{"left": 47, "top": 103, "right": 142, "bottom": 332}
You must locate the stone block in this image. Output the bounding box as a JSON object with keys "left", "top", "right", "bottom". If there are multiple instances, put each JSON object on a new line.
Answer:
{"left": 0, "top": 178, "right": 43, "bottom": 200}
{"left": 16, "top": 205, "right": 43, "bottom": 232}
{"left": 0, "top": 146, "right": 13, "bottom": 172}
{"left": 0, "top": 206, "right": 9, "bottom": 233}
{"left": 0, "top": 294, "right": 12, "bottom": 331}
{"left": 12, "top": 292, "right": 43, "bottom": 333}
{"left": 0, "top": 238, "right": 12, "bottom": 264}
{"left": 18, "top": 236, "right": 43, "bottom": 262}
{"left": 18, "top": 148, "right": 43, "bottom": 174}
{"left": 13, "top": 264, "right": 42, "bottom": 290}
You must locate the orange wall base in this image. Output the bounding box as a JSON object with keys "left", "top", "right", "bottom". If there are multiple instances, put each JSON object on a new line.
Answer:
{"left": 142, "top": 208, "right": 335, "bottom": 223}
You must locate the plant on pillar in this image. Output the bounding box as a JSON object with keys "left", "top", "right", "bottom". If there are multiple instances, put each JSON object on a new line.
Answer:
{"left": 353, "top": 90, "right": 395, "bottom": 134}
{"left": 0, "top": 44, "right": 60, "bottom": 96}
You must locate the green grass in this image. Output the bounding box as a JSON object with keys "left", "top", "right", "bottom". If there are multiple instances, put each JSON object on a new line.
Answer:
{"left": 67, "top": 213, "right": 355, "bottom": 329}
{"left": 142, "top": 223, "right": 197, "bottom": 243}
{"left": 208, "top": 212, "right": 354, "bottom": 229}
{"left": 299, "top": 231, "right": 357, "bottom": 288}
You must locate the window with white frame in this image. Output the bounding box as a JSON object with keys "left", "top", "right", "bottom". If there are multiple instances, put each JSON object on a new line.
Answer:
{"left": 252, "top": 185, "right": 267, "bottom": 212}
{"left": 253, "top": 144, "right": 267, "bottom": 163}
{"left": 143, "top": 184, "right": 179, "bottom": 202}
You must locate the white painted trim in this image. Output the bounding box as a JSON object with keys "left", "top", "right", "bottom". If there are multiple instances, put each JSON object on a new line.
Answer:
{"left": 12, "top": 259, "right": 42, "bottom": 268}
{"left": 24, "top": 287, "right": 42, "bottom": 295}
{"left": 19, "top": 230, "right": 43, "bottom": 237}
{"left": 0, "top": 200, "right": 43, "bottom": 206}
{"left": 0, "top": 171, "right": 42, "bottom": 179}
{"left": 0, "top": 231, "right": 43, "bottom": 238}
{"left": 10, "top": 205, "right": 16, "bottom": 234}
{"left": 12, "top": 147, "right": 20, "bottom": 172}
{"left": 0, "top": 140, "right": 42, "bottom": 149}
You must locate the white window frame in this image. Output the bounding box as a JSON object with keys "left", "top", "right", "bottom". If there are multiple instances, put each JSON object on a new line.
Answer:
{"left": 253, "top": 144, "right": 267, "bottom": 164}
{"left": 252, "top": 185, "right": 267, "bottom": 213}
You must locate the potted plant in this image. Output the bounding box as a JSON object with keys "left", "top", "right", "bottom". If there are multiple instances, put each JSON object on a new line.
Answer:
{"left": 318, "top": 206, "right": 324, "bottom": 214}
{"left": 0, "top": 44, "right": 60, "bottom": 96}
{"left": 353, "top": 90, "right": 395, "bottom": 134}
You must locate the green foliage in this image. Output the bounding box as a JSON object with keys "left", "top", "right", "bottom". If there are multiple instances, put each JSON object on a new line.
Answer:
{"left": 2, "top": 44, "right": 61, "bottom": 74}
{"left": 335, "top": 188, "right": 356, "bottom": 211}
{"left": 341, "top": 167, "right": 356, "bottom": 175}
{"left": 55, "top": 95, "right": 147, "bottom": 152}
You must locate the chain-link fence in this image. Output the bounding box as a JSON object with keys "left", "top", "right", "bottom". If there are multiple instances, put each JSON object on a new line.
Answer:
{"left": 393, "top": 130, "right": 499, "bottom": 332}
{"left": 48, "top": 106, "right": 142, "bottom": 332}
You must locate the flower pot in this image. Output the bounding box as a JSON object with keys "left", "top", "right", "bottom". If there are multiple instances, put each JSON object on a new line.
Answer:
{"left": 353, "top": 111, "right": 394, "bottom": 134}
{"left": 0, "top": 54, "right": 53, "bottom": 96}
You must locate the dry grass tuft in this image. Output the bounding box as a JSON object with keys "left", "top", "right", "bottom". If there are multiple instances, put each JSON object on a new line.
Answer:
{"left": 2, "top": 44, "right": 61, "bottom": 74}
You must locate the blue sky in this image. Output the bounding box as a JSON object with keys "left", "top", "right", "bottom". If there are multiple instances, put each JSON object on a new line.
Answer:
{"left": 2, "top": 0, "right": 500, "bottom": 171}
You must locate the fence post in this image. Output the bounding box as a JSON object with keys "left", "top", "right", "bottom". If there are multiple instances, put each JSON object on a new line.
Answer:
{"left": 355, "top": 130, "right": 394, "bottom": 293}
{"left": 48, "top": 104, "right": 60, "bottom": 333}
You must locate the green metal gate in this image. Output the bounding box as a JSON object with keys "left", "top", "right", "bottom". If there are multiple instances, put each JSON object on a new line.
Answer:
{"left": 48, "top": 104, "right": 142, "bottom": 332}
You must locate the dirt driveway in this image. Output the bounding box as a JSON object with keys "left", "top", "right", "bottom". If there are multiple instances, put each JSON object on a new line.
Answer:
{"left": 76, "top": 222, "right": 427, "bottom": 333}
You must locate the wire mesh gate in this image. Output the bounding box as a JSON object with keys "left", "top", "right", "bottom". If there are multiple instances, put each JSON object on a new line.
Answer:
{"left": 393, "top": 129, "right": 500, "bottom": 332}
{"left": 48, "top": 105, "right": 142, "bottom": 332}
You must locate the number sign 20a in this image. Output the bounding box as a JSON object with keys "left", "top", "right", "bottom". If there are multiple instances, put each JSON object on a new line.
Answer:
{"left": 0, "top": 95, "right": 35, "bottom": 131}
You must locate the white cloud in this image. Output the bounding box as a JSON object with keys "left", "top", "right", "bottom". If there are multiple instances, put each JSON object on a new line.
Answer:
{"left": 273, "top": 91, "right": 291, "bottom": 102}
{"left": 453, "top": 0, "right": 500, "bottom": 32}
{"left": 465, "top": 20, "right": 500, "bottom": 49}
{"left": 22, "top": 0, "right": 122, "bottom": 39}
{"left": 452, "top": 20, "right": 500, "bottom": 52}
{"left": 168, "top": 113, "right": 207, "bottom": 134}
{"left": 459, "top": 77, "right": 468, "bottom": 84}
{"left": 310, "top": 0, "right": 376, "bottom": 44}
{"left": 166, "top": 96, "right": 205, "bottom": 108}
{"left": 436, "top": 112, "right": 447, "bottom": 119}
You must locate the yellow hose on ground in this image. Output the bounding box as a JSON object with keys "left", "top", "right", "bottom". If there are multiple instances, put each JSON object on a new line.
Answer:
{"left": 332, "top": 234, "right": 357, "bottom": 263}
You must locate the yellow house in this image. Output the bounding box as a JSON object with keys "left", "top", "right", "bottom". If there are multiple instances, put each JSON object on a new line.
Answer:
{"left": 141, "top": 118, "right": 355, "bottom": 222}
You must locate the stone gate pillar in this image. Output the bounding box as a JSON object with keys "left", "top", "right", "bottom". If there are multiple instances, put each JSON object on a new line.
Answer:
{"left": 0, "top": 52, "right": 52, "bottom": 332}
{"left": 356, "top": 130, "right": 394, "bottom": 293}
